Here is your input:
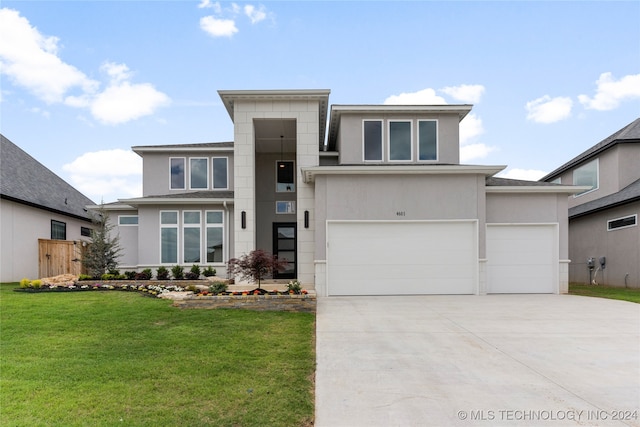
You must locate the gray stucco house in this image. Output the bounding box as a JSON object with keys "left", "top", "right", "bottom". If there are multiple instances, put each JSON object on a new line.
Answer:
{"left": 0, "top": 135, "right": 96, "bottom": 282}
{"left": 541, "top": 118, "right": 640, "bottom": 288}
{"left": 102, "top": 89, "right": 584, "bottom": 296}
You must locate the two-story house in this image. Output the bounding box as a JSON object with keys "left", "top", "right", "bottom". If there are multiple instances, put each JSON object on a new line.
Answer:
{"left": 541, "top": 118, "right": 640, "bottom": 288}
{"left": 101, "top": 89, "right": 583, "bottom": 296}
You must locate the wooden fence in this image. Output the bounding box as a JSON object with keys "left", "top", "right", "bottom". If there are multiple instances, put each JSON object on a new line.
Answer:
{"left": 38, "top": 239, "right": 85, "bottom": 278}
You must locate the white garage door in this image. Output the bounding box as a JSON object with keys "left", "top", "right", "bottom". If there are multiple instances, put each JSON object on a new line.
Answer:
{"left": 327, "top": 221, "right": 478, "bottom": 296}
{"left": 486, "top": 224, "right": 558, "bottom": 294}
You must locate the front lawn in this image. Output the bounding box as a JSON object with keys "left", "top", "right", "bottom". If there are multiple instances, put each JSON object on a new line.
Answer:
{"left": 0, "top": 283, "right": 315, "bottom": 426}
{"left": 569, "top": 283, "right": 640, "bottom": 303}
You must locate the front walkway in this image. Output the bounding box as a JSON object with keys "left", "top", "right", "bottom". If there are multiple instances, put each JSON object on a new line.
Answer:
{"left": 315, "top": 295, "right": 640, "bottom": 427}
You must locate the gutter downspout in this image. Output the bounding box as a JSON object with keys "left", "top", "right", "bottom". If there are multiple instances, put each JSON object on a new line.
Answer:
{"left": 223, "top": 201, "right": 229, "bottom": 269}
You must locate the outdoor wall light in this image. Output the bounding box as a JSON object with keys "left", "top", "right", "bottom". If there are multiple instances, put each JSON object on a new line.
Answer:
{"left": 304, "top": 210, "right": 309, "bottom": 228}
{"left": 241, "top": 211, "right": 246, "bottom": 229}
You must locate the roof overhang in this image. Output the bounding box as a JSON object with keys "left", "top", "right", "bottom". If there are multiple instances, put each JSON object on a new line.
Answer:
{"left": 132, "top": 144, "right": 233, "bottom": 155}
{"left": 114, "top": 197, "right": 234, "bottom": 207}
{"left": 301, "top": 165, "right": 506, "bottom": 183}
{"left": 486, "top": 185, "right": 591, "bottom": 194}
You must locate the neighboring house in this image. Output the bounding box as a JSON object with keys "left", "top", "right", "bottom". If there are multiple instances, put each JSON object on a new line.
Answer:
{"left": 102, "top": 89, "right": 583, "bottom": 296}
{"left": 541, "top": 118, "right": 640, "bottom": 288}
{"left": 0, "top": 135, "right": 96, "bottom": 282}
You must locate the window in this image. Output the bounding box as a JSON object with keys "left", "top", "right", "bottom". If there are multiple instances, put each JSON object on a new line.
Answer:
{"left": 206, "top": 211, "right": 224, "bottom": 263}
{"left": 418, "top": 120, "right": 437, "bottom": 161}
{"left": 118, "top": 215, "right": 139, "bottom": 226}
{"left": 170, "top": 158, "right": 185, "bottom": 190}
{"left": 190, "top": 158, "right": 208, "bottom": 189}
{"left": 363, "top": 120, "right": 383, "bottom": 161}
{"left": 183, "top": 211, "right": 201, "bottom": 263}
{"left": 276, "top": 201, "right": 296, "bottom": 214}
{"left": 608, "top": 215, "right": 637, "bottom": 231}
{"left": 276, "top": 161, "right": 295, "bottom": 192}
{"left": 160, "top": 211, "right": 178, "bottom": 264}
{"left": 388, "top": 121, "right": 412, "bottom": 161}
{"left": 573, "top": 159, "right": 598, "bottom": 196}
{"left": 81, "top": 227, "right": 91, "bottom": 237}
{"left": 51, "top": 220, "right": 66, "bottom": 240}
{"left": 549, "top": 177, "right": 562, "bottom": 184}
{"left": 212, "top": 157, "right": 228, "bottom": 189}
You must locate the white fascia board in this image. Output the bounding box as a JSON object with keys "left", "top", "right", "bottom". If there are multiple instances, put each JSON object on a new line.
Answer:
{"left": 301, "top": 165, "right": 506, "bottom": 183}
{"left": 132, "top": 146, "right": 233, "bottom": 154}
{"left": 117, "top": 198, "right": 235, "bottom": 206}
{"left": 86, "top": 203, "right": 135, "bottom": 210}
{"left": 486, "top": 185, "right": 592, "bottom": 194}
{"left": 218, "top": 89, "right": 331, "bottom": 121}
{"left": 330, "top": 104, "right": 472, "bottom": 121}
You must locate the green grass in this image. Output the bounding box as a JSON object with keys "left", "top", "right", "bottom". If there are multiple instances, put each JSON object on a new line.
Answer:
{"left": 0, "top": 283, "right": 315, "bottom": 426}
{"left": 569, "top": 283, "right": 640, "bottom": 303}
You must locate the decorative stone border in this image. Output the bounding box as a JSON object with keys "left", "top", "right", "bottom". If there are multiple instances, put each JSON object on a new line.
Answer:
{"left": 172, "top": 294, "right": 316, "bottom": 313}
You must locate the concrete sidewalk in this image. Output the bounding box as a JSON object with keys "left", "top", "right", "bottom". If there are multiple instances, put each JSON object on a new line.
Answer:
{"left": 315, "top": 295, "right": 640, "bottom": 427}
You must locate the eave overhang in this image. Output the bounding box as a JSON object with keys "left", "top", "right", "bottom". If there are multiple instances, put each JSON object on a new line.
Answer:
{"left": 486, "top": 185, "right": 591, "bottom": 194}
{"left": 117, "top": 197, "right": 235, "bottom": 207}
{"left": 301, "top": 165, "right": 506, "bottom": 183}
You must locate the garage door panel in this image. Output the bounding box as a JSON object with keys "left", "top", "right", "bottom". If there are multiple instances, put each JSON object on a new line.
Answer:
{"left": 327, "top": 221, "right": 477, "bottom": 296}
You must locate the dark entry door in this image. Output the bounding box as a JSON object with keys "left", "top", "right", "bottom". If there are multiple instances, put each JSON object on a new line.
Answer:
{"left": 273, "top": 223, "right": 296, "bottom": 279}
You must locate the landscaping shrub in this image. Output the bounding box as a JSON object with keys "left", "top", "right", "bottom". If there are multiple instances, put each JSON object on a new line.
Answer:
{"left": 156, "top": 266, "right": 169, "bottom": 280}
{"left": 124, "top": 271, "right": 137, "bottom": 280}
{"left": 78, "top": 274, "right": 93, "bottom": 281}
{"left": 227, "top": 250, "right": 288, "bottom": 289}
{"left": 286, "top": 280, "right": 302, "bottom": 294}
{"left": 19, "top": 278, "right": 30, "bottom": 288}
{"left": 209, "top": 282, "right": 228, "bottom": 294}
{"left": 202, "top": 266, "right": 216, "bottom": 277}
{"left": 185, "top": 265, "right": 201, "bottom": 280}
{"left": 135, "top": 269, "right": 153, "bottom": 280}
{"left": 171, "top": 265, "right": 184, "bottom": 280}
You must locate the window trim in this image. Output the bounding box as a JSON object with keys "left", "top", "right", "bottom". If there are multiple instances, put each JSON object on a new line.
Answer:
{"left": 182, "top": 210, "right": 202, "bottom": 264}
{"left": 607, "top": 214, "right": 637, "bottom": 231}
{"left": 118, "top": 215, "right": 139, "bottom": 226}
{"left": 275, "top": 160, "right": 296, "bottom": 193}
{"left": 170, "top": 157, "right": 186, "bottom": 190}
{"left": 189, "top": 157, "right": 209, "bottom": 190}
{"left": 417, "top": 119, "right": 438, "bottom": 162}
{"left": 363, "top": 119, "right": 383, "bottom": 162}
{"left": 573, "top": 159, "right": 599, "bottom": 197}
{"left": 160, "top": 210, "right": 179, "bottom": 264}
{"left": 387, "top": 119, "right": 413, "bottom": 162}
{"left": 205, "top": 210, "right": 225, "bottom": 264}
{"left": 211, "top": 157, "right": 229, "bottom": 190}
{"left": 51, "top": 220, "right": 66, "bottom": 240}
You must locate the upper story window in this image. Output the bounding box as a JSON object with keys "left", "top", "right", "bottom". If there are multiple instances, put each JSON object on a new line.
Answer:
{"left": 276, "top": 161, "right": 295, "bottom": 192}
{"left": 81, "top": 226, "right": 91, "bottom": 237}
{"left": 212, "top": 157, "right": 228, "bottom": 190}
{"left": 573, "top": 159, "right": 598, "bottom": 196}
{"left": 418, "top": 120, "right": 437, "bottom": 161}
{"left": 190, "top": 158, "right": 208, "bottom": 189}
{"left": 51, "top": 220, "right": 66, "bottom": 240}
{"left": 549, "top": 177, "right": 561, "bottom": 184}
{"left": 388, "top": 121, "right": 412, "bottom": 161}
{"left": 170, "top": 158, "right": 185, "bottom": 190}
{"left": 118, "top": 215, "right": 139, "bottom": 226}
{"left": 363, "top": 120, "right": 383, "bottom": 161}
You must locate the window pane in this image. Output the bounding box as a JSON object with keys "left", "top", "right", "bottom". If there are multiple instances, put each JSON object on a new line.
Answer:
{"left": 608, "top": 216, "right": 636, "bottom": 230}
{"left": 51, "top": 220, "right": 66, "bottom": 240}
{"left": 573, "top": 160, "right": 598, "bottom": 194}
{"left": 276, "top": 201, "right": 295, "bottom": 214}
{"left": 183, "top": 227, "right": 200, "bottom": 263}
{"left": 206, "top": 227, "right": 223, "bottom": 263}
{"left": 171, "top": 158, "right": 185, "bottom": 189}
{"left": 206, "top": 211, "right": 223, "bottom": 224}
{"left": 364, "top": 121, "right": 382, "bottom": 161}
{"left": 161, "top": 211, "right": 178, "bottom": 224}
{"left": 276, "top": 161, "right": 295, "bottom": 192}
{"left": 419, "top": 121, "right": 437, "bottom": 161}
{"left": 119, "top": 216, "right": 139, "bottom": 225}
{"left": 184, "top": 211, "right": 200, "bottom": 224}
{"left": 190, "top": 158, "right": 208, "bottom": 189}
{"left": 81, "top": 227, "right": 91, "bottom": 237}
{"left": 212, "top": 158, "right": 228, "bottom": 189}
{"left": 161, "top": 228, "right": 177, "bottom": 263}
{"left": 389, "top": 121, "right": 411, "bottom": 161}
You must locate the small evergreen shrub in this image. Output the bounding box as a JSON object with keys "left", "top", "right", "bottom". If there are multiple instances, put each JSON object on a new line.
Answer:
{"left": 78, "top": 274, "right": 93, "bottom": 281}
{"left": 124, "top": 271, "right": 137, "bottom": 280}
{"left": 186, "top": 284, "right": 198, "bottom": 293}
{"left": 209, "top": 282, "right": 228, "bottom": 294}
{"left": 202, "top": 266, "right": 216, "bottom": 277}
{"left": 135, "top": 269, "right": 153, "bottom": 280}
{"left": 101, "top": 273, "right": 116, "bottom": 280}
{"left": 171, "top": 265, "right": 184, "bottom": 280}
{"left": 156, "top": 266, "right": 169, "bottom": 280}
{"left": 185, "top": 265, "right": 201, "bottom": 280}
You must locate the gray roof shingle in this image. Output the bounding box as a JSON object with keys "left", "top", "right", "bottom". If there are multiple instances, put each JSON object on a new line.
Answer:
{"left": 569, "top": 178, "right": 640, "bottom": 219}
{"left": 486, "top": 177, "right": 562, "bottom": 187}
{"left": 1, "top": 134, "right": 95, "bottom": 220}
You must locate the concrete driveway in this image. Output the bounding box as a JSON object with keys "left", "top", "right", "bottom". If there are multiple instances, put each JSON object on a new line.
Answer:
{"left": 315, "top": 295, "right": 640, "bottom": 427}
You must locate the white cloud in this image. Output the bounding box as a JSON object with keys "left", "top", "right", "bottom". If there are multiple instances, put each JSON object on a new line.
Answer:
{"left": 200, "top": 15, "right": 238, "bottom": 37}
{"left": 497, "top": 168, "right": 548, "bottom": 181}
{"left": 244, "top": 5, "right": 267, "bottom": 24}
{"left": 0, "top": 8, "right": 170, "bottom": 124}
{"left": 525, "top": 95, "right": 572, "bottom": 123}
{"left": 63, "top": 149, "right": 142, "bottom": 202}
{"left": 440, "top": 84, "right": 485, "bottom": 104}
{"left": 384, "top": 88, "right": 446, "bottom": 105}
{"left": 578, "top": 72, "right": 640, "bottom": 111}
{"left": 460, "top": 143, "right": 496, "bottom": 163}
{"left": 459, "top": 113, "right": 484, "bottom": 145}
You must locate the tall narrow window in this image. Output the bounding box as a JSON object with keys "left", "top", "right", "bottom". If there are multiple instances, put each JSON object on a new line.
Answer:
{"left": 212, "top": 157, "right": 228, "bottom": 189}
{"left": 190, "top": 158, "right": 208, "bottom": 189}
{"left": 51, "top": 220, "right": 66, "bottom": 240}
{"left": 206, "top": 211, "right": 224, "bottom": 263}
{"left": 418, "top": 120, "right": 437, "bottom": 161}
{"left": 389, "top": 121, "right": 412, "bottom": 161}
{"left": 363, "top": 120, "right": 383, "bottom": 161}
{"left": 170, "top": 158, "right": 185, "bottom": 190}
{"left": 160, "top": 211, "right": 178, "bottom": 264}
{"left": 276, "top": 161, "right": 295, "bottom": 192}
{"left": 573, "top": 159, "right": 598, "bottom": 196}
{"left": 183, "top": 211, "right": 201, "bottom": 263}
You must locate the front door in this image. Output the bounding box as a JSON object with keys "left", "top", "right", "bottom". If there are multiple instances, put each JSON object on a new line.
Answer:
{"left": 273, "top": 223, "right": 296, "bottom": 279}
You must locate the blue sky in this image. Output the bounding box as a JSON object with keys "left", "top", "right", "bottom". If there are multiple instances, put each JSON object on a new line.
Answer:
{"left": 1, "top": 1, "right": 639, "bottom": 203}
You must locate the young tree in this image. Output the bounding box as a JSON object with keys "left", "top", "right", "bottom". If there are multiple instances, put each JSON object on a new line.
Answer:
{"left": 82, "top": 205, "right": 123, "bottom": 278}
{"left": 227, "top": 249, "right": 288, "bottom": 289}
